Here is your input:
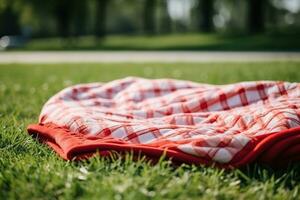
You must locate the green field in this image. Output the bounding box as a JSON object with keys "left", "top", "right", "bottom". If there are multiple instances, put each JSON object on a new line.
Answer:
{"left": 1, "top": 62, "right": 300, "bottom": 199}
{"left": 18, "top": 33, "right": 300, "bottom": 51}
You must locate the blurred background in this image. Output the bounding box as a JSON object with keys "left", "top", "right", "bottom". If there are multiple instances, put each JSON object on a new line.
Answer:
{"left": 0, "top": 0, "right": 299, "bottom": 51}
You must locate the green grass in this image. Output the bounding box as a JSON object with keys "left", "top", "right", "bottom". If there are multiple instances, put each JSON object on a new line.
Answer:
{"left": 1, "top": 62, "right": 300, "bottom": 199}
{"left": 17, "top": 33, "right": 300, "bottom": 51}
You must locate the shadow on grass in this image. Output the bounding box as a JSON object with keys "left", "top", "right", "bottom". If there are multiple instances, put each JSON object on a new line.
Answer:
{"left": 77, "top": 151, "right": 300, "bottom": 191}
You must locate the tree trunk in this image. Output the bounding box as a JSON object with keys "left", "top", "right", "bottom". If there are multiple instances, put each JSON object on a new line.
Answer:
{"left": 198, "top": 0, "right": 214, "bottom": 32}
{"left": 143, "top": 0, "right": 156, "bottom": 35}
{"left": 95, "top": 0, "right": 108, "bottom": 38}
{"left": 248, "top": 0, "right": 264, "bottom": 33}
{"left": 158, "top": 0, "right": 171, "bottom": 34}
{"left": 73, "top": 0, "right": 87, "bottom": 37}
{"left": 54, "top": 0, "right": 72, "bottom": 38}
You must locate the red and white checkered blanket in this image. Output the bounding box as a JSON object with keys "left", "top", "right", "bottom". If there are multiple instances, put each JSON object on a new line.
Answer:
{"left": 28, "top": 77, "right": 300, "bottom": 168}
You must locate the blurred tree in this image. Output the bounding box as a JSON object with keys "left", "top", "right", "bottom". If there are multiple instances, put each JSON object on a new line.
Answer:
{"left": 247, "top": 0, "right": 265, "bottom": 33}
{"left": 23, "top": 0, "right": 53, "bottom": 37}
{"left": 1, "top": 0, "right": 299, "bottom": 39}
{"left": 143, "top": 0, "right": 156, "bottom": 34}
{"left": 53, "top": 0, "right": 73, "bottom": 38}
{"left": 95, "top": 0, "right": 109, "bottom": 38}
{"left": 222, "top": 0, "right": 247, "bottom": 33}
{"left": 157, "top": 0, "right": 171, "bottom": 34}
{"left": 72, "top": 0, "right": 88, "bottom": 36}
{"left": 27, "top": 0, "right": 88, "bottom": 38}
{"left": 105, "top": 0, "right": 142, "bottom": 34}
{"left": 197, "top": 0, "right": 214, "bottom": 32}
{"left": 266, "top": 0, "right": 279, "bottom": 32}
{"left": 0, "top": 1, "right": 20, "bottom": 36}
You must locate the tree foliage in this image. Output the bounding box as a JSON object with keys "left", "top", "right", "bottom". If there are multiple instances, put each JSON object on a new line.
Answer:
{"left": 0, "top": 0, "right": 298, "bottom": 38}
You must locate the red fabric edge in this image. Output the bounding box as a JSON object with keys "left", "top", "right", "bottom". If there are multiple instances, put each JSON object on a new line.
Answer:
{"left": 27, "top": 123, "right": 300, "bottom": 168}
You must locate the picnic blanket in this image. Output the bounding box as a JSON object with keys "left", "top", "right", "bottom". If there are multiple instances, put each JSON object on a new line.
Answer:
{"left": 27, "top": 77, "right": 300, "bottom": 168}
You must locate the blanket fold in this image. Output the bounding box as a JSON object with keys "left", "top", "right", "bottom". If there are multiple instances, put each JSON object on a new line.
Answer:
{"left": 27, "top": 77, "right": 300, "bottom": 168}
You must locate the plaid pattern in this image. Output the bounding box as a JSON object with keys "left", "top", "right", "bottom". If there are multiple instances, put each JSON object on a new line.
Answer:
{"left": 30, "top": 77, "right": 300, "bottom": 166}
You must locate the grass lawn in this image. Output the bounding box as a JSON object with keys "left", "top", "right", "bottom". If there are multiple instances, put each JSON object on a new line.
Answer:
{"left": 1, "top": 61, "right": 300, "bottom": 199}
{"left": 17, "top": 33, "right": 300, "bottom": 51}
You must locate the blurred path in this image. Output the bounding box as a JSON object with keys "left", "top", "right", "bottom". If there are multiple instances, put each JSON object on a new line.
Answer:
{"left": 0, "top": 51, "right": 299, "bottom": 63}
